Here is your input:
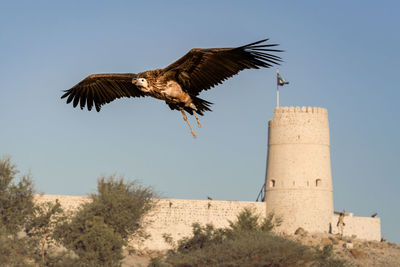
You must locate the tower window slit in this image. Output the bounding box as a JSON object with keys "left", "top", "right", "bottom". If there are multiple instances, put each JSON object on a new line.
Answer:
{"left": 269, "top": 180, "right": 276, "bottom": 188}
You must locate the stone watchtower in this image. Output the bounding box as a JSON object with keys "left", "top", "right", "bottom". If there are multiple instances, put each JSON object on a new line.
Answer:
{"left": 265, "top": 106, "right": 333, "bottom": 234}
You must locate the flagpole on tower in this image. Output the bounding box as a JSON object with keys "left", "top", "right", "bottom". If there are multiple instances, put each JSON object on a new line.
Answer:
{"left": 276, "top": 69, "right": 289, "bottom": 108}
{"left": 276, "top": 69, "right": 280, "bottom": 108}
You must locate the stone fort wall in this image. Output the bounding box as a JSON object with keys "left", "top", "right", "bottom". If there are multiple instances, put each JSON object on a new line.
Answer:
{"left": 36, "top": 195, "right": 381, "bottom": 251}
{"left": 330, "top": 214, "right": 381, "bottom": 241}
{"left": 36, "top": 195, "right": 266, "bottom": 250}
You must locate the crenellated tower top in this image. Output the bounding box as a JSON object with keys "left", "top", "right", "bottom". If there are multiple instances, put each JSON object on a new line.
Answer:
{"left": 274, "top": 106, "right": 327, "bottom": 114}
{"left": 269, "top": 106, "right": 330, "bottom": 146}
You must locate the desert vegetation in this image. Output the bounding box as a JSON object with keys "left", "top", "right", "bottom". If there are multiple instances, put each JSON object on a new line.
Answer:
{"left": 1, "top": 156, "right": 351, "bottom": 266}
{"left": 0, "top": 156, "right": 156, "bottom": 266}
{"left": 150, "top": 207, "right": 347, "bottom": 266}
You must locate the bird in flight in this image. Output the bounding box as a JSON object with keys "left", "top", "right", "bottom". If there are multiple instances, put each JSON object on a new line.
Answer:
{"left": 61, "top": 39, "right": 282, "bottom": 138}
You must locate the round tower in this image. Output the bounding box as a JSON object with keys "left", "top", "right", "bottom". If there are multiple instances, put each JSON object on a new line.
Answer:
{"left": 265, "top": 106, "right": 333, "bottom": 234}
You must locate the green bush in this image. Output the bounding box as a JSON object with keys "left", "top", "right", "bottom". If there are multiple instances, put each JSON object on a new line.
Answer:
{"left": 0, "top": 157, "right": 157, "bottom": 266}
{"left": 0, "top": 156, "right": 35, "bottom": 235}
{"left": 0, "top": 156, "right": 37, "bottom": 266}
{"left": 152, "top": 208, "right": 347, "bottom": 267}
{"left": 55, "top": 176, "right": 156, "bottom": 266}
{"left": 65, "top": 216, "right": 124, "bottom": 266}
{"left": 228, "top": 207, "right": 282, "bottom": 234}
{"left": 0, "top": 157, "right": 78, "bottom": 266}
{"left": 87, "top": 176, "right": 156, "bottom": 241}
{"left": 0, "top": 227, "right": 35, "bottom": 267}
{"left": 25, "top": 199, "right": 69, "bottom": 266}
{"left": 162, "top": 231, "right": 346, "bottom": 267}
{"left": 175, "top": 223, "right": 227, "bottom": 253}
{"left": 170, "top": 207, "right": 281, "bottom": 255}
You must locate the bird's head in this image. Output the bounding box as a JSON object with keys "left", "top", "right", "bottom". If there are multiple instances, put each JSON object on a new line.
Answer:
{"left": 134, "top": 77, "right": 150, "bottom": 92}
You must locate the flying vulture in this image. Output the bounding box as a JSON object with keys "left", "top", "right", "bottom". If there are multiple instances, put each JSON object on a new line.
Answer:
{"left": 61, "top": 39, "right": 282, "bottom": 138}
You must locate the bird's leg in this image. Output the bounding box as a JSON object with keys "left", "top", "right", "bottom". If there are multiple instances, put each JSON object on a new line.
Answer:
{"left": 181, "top": 109, "right": 196, "bottom": 139}
{"left": 193, "top": 111, "right": 202, "bottom": 128}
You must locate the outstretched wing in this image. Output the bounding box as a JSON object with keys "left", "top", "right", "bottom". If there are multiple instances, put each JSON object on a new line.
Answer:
{"left": 161, "top": 39, "right": 282, "bottom": 95}
{"left": 61, "top": 73, "right": 145, "bottom": 112}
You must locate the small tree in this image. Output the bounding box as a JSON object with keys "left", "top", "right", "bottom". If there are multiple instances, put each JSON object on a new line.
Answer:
{"left": 0, "top": 156, "right": 35, "bottom": 235}
{"left": 88, "top": 176, "right": 156, "bottom": 241}
{"left": 55, "top": 175, "right": 156, "bottom": 266}
{"left": 175, "top": 223, "right": 227, "bottom": 253}
{"left": 68, "top": 216, "right": 124, "bottom": 266}
{"left": 0, "top": 225, "right": 35, "bottom": 266}
{"left": 0, "top": 156, "right": 36, "bottom": 266}
{"left": 260, "top": 211, "right": 283, "bottom": 232}
{"left": 228, "top": 207, "right": 282, "bottom": 234}
{"left": 25, "top": 199, "right": 66, "bottom": 265}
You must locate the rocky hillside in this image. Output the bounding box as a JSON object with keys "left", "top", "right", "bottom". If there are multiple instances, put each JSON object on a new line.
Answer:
{"left": 289, "top": 228, "right": 400, "bottom": 266}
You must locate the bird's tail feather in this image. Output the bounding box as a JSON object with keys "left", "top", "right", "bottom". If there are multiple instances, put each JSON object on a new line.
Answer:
{"left": 188, "top": 97, "right": 212, "bottom": 116}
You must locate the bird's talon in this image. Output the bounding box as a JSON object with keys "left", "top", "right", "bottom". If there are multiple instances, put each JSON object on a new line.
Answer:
{"left": 194, "top": 112, "right": 202, "bottom": 128}
{"left": 181, "top": 109, "right": 197, "bottom": 138}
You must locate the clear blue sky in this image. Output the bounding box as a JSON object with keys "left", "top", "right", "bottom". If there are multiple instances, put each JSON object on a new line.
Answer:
{"left": 1, "top": 1, "right": 399, "bottom": 243}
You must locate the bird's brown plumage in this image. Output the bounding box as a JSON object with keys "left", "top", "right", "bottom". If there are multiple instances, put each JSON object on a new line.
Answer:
{"left": 161, "top": 39, "right": 282, "bottom": 96}
{"left": 61, "top": 73, "right": 145, "bottom": 112}
{"left": 61, "top": 39, "right": 281, "bottom": 113}
{"left": 61, "top": 39, "right": 282, "bottom": 138}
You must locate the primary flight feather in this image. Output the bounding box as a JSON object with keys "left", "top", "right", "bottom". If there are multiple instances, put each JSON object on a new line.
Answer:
{"left": 61, "top": 39, "right": 282, "bottom": 138}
